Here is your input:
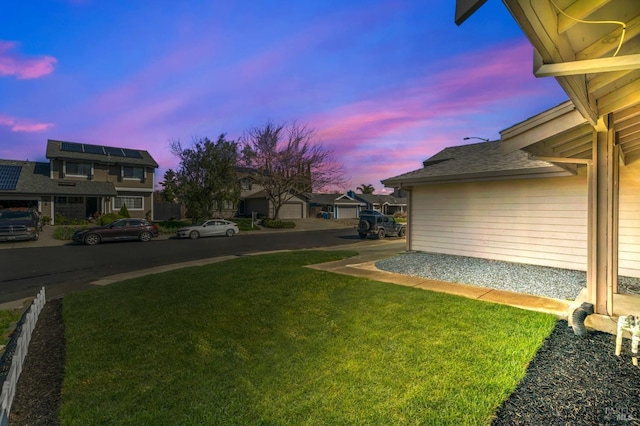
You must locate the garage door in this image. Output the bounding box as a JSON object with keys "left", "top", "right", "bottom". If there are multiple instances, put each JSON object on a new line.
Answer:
{"left": 337, "top": 205, "right": 358, "bottom": 219}
{"left": 279, "top": 202, "right": 303, "bottom": 219}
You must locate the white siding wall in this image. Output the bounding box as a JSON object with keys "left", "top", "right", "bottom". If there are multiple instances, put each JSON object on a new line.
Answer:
{"left": 618, "top": 161, "right": 640, "bottom": 278}
{"left": 410, "top": 170, "right": 588, "bottom": 271}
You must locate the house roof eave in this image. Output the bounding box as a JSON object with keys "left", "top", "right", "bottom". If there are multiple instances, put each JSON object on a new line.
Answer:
{"left": 382, "top": 166, "right": 575, "bottom": 187}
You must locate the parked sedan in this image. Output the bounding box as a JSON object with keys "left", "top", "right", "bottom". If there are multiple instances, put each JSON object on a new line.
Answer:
{"left": 176, "top": 219, "right": 239, "bottom": 239}
{"left": 73, "top": 218, "right": 159, "bottom": 245}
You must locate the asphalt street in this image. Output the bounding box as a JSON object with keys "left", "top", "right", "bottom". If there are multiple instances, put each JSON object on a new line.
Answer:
{"left": 0, "top": 224, "right": 362, "bottom": 306}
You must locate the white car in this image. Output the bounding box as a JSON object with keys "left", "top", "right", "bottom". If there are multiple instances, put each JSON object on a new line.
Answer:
{"left": 176, "top": 219, "right": 239, "bottom": 239}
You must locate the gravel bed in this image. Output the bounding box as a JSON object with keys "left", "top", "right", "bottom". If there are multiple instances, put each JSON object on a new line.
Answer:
{"left": 9, "top": 298, "right": 64, "bottom": 425}
{"left": 376, "top": 252, "right": 640, "bottom": 300}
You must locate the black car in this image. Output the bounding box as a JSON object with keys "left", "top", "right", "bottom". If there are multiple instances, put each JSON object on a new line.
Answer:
{"left": 73, "top": 218, "right": 159, "bottom": 245}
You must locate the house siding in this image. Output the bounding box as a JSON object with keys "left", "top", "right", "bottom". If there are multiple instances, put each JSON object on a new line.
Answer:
{"left": 409, "top": 169, "right": 589, "bottom": 271}
{"left": 619, "top": 160, "right": 640, "bottom": 278}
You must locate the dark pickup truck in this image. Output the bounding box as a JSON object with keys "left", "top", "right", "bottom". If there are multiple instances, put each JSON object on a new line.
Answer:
{"left": 0, "top": 208, "right": 43, "bottom": 242}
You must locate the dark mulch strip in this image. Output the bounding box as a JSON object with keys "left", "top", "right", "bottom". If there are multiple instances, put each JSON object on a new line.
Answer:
{"left": 492, "top": 320, "right": 640, "bottom": 425}
{"left": 5, "top": 303, "right": 640, "bottom": 425}
{"left": 9, "top": 298, "right": 64, "bottom": 426}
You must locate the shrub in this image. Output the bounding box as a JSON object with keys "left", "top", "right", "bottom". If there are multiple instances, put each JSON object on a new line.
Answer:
{"left": 98, "top": 213, "right": 123, "bottom": 226}
{"left": 155, "top": 220, "right": 187, "bottom": 229}
{"left": 118, "top": 204, "right": 130, "bottom": 218}
{"left": 53, "top": 215, "right": 89, "bottom": 226}
{"left": 231, "top": 217, "right": 261, "bottom": 231}
{"left": 261, "top": 219, "right": 296, "bottom": 229}
{"left": 53, "top": 226, "right": 84, "bottom": 240}
{"left": 55, "top": 214, "right": 69, "bottom": 225}
{"left": 42, "top": 216, "right": 51, "bottom": 225}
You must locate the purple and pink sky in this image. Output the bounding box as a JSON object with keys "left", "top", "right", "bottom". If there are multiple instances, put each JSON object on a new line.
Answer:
{"left": 1, "top": 1, "right": 568, "bottom": 193}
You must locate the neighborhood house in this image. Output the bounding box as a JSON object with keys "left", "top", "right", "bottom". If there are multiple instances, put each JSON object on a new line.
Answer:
{"left": 0, "top": 140, "right": 404, "bottom": 223}
{"left": 0, "top": 139, "right": 158, "bottom": 224}
{"left": 383, "top": 100, "right": 640, "bottom": 329}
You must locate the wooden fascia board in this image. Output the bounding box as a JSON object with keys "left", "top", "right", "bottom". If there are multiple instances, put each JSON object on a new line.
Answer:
{"left": 501, "top": 101, "right": 575, "bottom": 139}
{"left": 501, "top": 108, "right": 588, "bottom": 154}
{"left": 551, "top": 74, "right": 598, "bottom": 126}
{"left": 503, "top": 1, "right": 563, "bottom": 62}
{"left": 534, "top": 53, "right": 640, "bottom": 77}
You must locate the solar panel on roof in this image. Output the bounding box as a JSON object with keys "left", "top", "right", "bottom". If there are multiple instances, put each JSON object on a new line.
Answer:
{"left": 82, "top": 144, "right": 105, "bottom": 155}
{"left": 122, "top": 149, "right": 143, "bottom": 159}
{"left": 104, "top": 146, "right": 125, "bottom": 157}
{"left": 0, "top": 165, "right": 22, "bottom": 190}
{"left": 61, "top": 142, "right": 83, "bottom": 152}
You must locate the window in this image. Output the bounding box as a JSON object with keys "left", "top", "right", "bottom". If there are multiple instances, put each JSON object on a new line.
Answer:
{"left": 123, "top": 166, "right": 145, "bottom": 180}
{"left": 114, "top": 196, "right": 143, "bottom": 210}
{"left": 55, "top": 196, "right": 83, "bottom": 205}
{"left": 241, "top": 178, "right": 252, "bottom": 190}
{"left": 65, "top": 162, "right": 92, "bottom": 177}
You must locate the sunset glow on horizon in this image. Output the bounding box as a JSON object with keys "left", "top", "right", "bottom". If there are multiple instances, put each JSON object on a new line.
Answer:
{"left": 1, "top": 1, "right": 568, "bottom": 193}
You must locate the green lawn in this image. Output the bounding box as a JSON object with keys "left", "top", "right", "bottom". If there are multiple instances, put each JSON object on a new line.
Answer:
{"left": 60, "top": 251, "right": 556, "bottom": 425}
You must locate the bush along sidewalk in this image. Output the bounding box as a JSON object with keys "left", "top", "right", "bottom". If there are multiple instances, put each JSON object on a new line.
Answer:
{"left": 261, "top": 219, "right": 296, "bottom": 229}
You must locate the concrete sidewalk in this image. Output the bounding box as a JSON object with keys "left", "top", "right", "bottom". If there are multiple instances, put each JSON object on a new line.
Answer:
{"left": 310, "top": 240, "right": 572, "bottom": 319}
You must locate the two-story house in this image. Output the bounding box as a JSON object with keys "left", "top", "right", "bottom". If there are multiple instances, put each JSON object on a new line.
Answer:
{"left": 0, "top": 139, "right": 158, "bottom": 223}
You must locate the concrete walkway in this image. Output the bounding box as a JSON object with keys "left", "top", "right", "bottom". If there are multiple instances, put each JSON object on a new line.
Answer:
{"left": 309, "top": 240, "right": 572, "bottom": 318}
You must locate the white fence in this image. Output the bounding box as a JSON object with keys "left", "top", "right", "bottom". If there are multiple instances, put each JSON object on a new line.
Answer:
{"left": 0, "top": 287, "right": 46, "bottom": 426}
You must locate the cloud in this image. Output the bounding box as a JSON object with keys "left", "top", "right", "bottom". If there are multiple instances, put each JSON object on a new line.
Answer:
{"left": 303, "top": 40, "right": 567, "bottom": 190}
{"left": 0, "top": 40, "right": 57, "bottom": 79}
{"left": 0, "top": 114, "right": 54, "bottom": 132}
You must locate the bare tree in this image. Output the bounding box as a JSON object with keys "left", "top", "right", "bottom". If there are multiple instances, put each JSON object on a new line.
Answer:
{"left": 241, "top": 121, "right": 346, "bottom": 219}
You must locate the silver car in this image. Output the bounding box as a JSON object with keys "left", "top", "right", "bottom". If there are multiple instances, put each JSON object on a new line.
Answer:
{"left": 176, "top": 219, "right": 239, "bottom": 239}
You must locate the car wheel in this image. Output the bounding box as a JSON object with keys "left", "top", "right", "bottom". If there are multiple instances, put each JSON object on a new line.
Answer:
{"left": 84, "top": 233, "right": 100, "bottom": 245}
{"left": 139, "top": 231, "right": 152, "bottom": 242}
{"left": 377, "top": 228, "right": 385, "bottom": 239}
{"left": 226, "top": 229, "right": 235, "bottom": 237}
{"left": 398, "top": 227, "right": 406, "bottom": 238}
{"left": 189, "top": 231, "right": 199, "bottom": 239}
{"left": 358, "top": 232, "right": 367, "bottom": 239}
